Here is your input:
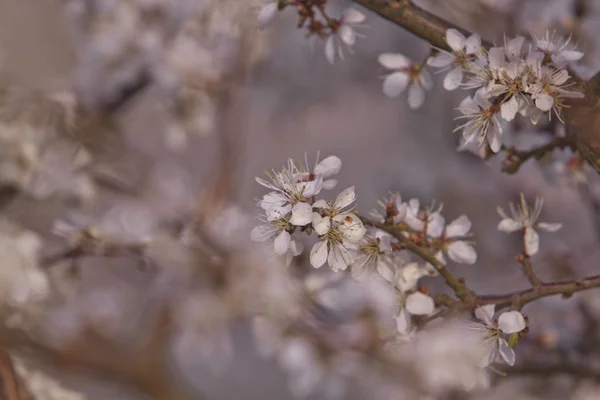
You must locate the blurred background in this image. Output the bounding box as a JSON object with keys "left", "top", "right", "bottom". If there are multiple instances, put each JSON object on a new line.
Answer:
{"left": 2, "top": 0, "right": 600, "bottom": 399}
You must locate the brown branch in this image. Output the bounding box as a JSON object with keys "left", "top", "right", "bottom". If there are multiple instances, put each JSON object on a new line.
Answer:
{"left": 518, "top": 253, "right": 543, "bottom": 287}
{"left": 501, "top": 136, "right": 575, "bottom": 174}
{"left": 0, "top": 350, "right": 33, "bottom": 400}
{"left": 478, "top": 274, "right": 600, "bottom": 310}
{"left": 363, "top": 217, "right": 600, "bottom": 312}
{"left": 361, "top": 218, "right": 476, "bottom": 302}
{"left": 353, "top": 0, "right": 470, "bottom": 51}
{"left": 508, "top": 362, "right": 600, "bottom": 381}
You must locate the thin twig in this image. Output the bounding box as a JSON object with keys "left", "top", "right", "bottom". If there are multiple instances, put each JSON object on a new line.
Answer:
{"left": 518, "top": 253, "right": 543, "bottom": 287}
{"left": 361, "top": 217, "right": 476, "bottom": 302}
{"left": 501, "top": 136, "right": 575, "bottom": 174}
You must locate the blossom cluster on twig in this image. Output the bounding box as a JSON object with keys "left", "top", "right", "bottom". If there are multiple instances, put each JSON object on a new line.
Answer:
{"left": 249, "top": 152, "right": 571, "bottom": 396}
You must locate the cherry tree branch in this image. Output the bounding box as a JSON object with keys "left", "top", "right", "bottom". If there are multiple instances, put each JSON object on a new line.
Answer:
{"left": 361, "top": 218, "right": 477, "bottom": 302}
{"left": 352, "top": 0, "right": 492, "bottom": 51}
{"left": 363, "top": 217, "right": 600, "bottom": 312}
{"left": 501, "top": 136, "right": 575, "bottom": 174}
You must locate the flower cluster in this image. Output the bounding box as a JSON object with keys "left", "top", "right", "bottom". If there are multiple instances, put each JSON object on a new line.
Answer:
{"left": 426, "top": 29, "right": 584, "bottom": 152}
{"left": 257, "top": 2, "right": 366, "bottom": 64}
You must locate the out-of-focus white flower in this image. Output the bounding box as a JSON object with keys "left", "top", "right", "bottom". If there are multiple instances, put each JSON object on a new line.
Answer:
{"left": 395, "top": 290, "right": 435, "bottom": 335}
{"left": 310, "top": 187, "right": 366, "bottom": 271}
{"left": 325, "top": 8, "right": 366, "bottom": 65}
{"left": 533, "top": 30, "right": 584, "bottom": 67}
{"left": 0, "top": 221, "right": 49, "bottom": 325}
{"left": 443, "top": 215, "right": 477, "bottom": 264}
{"left": 410, "top": 321, "right": 491, "bottom": 393}
{"left": 378, "top": 53, "right": 433, "bottom": 110}
{"left": 467, "top": 304, "right": 526, "bottom": 366}
{"left": 455, "top": 89, "right": 503, "bottom": 153}
{"left": 497, "top": 194, "right": 562, "bottom": 256}
{"left": 257, "top": 1, "right": 280, "bottom": 30}
{"left": 427, "top": 29, "right": 482, "bottom": 90}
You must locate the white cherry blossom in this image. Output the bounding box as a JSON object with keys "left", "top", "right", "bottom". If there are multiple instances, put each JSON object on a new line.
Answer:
{"left": 533, "top": 30, "right": 584, "bottom": 67}
{"left": 310, "top": 187, "right": 366, "bottom": 271}
{"left": 351, "top": 228, "right": 393, "bottom": 281}
{"left": 497, "top": 194, "right": 562, "bottom": 256}
{"left": 325, "top": 8, "right": 366, "bottom": 64}
{"left": 467, "top": 305, "right": 526, "bottom": 367}
{"left": 378, "top": 53, "right": 433, "bottom": 110}
{"left": 427, "top": 29, "right": 482, "bottom": 90}
{"left": 256, "top": 159, "right": 323, "bottom": 224}
{"left": 455, "top": 89, "right": 503, "bottom": 153}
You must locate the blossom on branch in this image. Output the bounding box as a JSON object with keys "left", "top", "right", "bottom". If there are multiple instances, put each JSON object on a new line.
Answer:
{"left": 497, "top": 194, "right": 562, "bottom": 256}
{"left": 378, "top": 53, "right": 433, "bottom": 110}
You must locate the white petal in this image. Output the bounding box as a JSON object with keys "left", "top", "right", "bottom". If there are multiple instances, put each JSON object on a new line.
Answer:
{"left": 501, "top": 96, "right": 520, "bottom": 121}
{"left": 334, "top": 186, "right": 356, "bottom": 210}
{"left": 537, "top": 222, "right": 562, "bottom": 232}
{"left": 498, "top": 311, "right": 526, "bottom": 334}
{"left": 524, "top": 226, "right": 539, "bottom": 256}
{"left": 342, "top": 8, "right": 366, "bottom": 24}
{"left": 376, "top": 260, "right": 395, "bottom": 283}
{"left": 312, "top": 199, "right": 328, "bottom": 209}
{"left": 487, "top": 47, "right": 505, "bottom": 70}
{"left": 554, "top": 50, "right": 583, "bottom": 65}
{"left": 475, "top": 304, "right": 495, "bottom": 326}
{"left": 535, "top": 92, "right": 554, "bottom": 112}
{"left": 498, "top": 218, "right": 522, "bottom": 233}
{"left": 551, "top": 69, "right": 569, "bottom": 86}
{"left": 336, "top": 214, "right": 366, "bottom": 242}
{"left": 487, "top": 127, "right": 502, "bottom": 153}
{"left": 408, "top": 84, "right": 425, "bottom": 109}
{"left": 339, "top": 25, "right": 356, "bottom": 46}
{"left": 327, "top": 244, "right": 354, "bottom": 272}
{"left": 312, "top": 213, "right": 331, "bottom": 235}
{"left": 498, "top": 338, "right": 516, "bottom": 366}
{"left": 289, "top": 239, "right": 304, "bottom": 256}
{"left": 445, "top": 28, "right": 466, "bottom": 51}
{"left": 419, "top": 69, "right": 434, "bottom": 90}
{"left": 310, "top": 240, "right": 329, "bottom": 268}
{"left": 266, "top": 204, "right": 292, "bottom": 221}
{"left": 290, "top": 202, "right": 313, "bottom": 226}
{"left": 274, "top": 230, "right": 291, "bottom": 255}
{"left": 325, "top": 36, "right": 336, "bottom": 64}
{"left": 397, "top": 262, "right": 427, "bottom": 292}
{"left": 395, "top": 308, "right": 410, "bottom": 334}
{"left": 427, "top": 53, "right": 454, "bottom": 68}
{"left": 382, "top": 72, "right": 409, "bottom": 98}
{"left": 303, "top": 176, "right": 323, "bottom": 197}
{"left": 314, "top": 155, "right": 342, "bottom": 177}
{"left": 257, "top": 2, "right": 279, "bottom": 30}
{"left": 446, "top": 215, "right": 471, "bottom": 237}
{"left": 322, "top": 179, "right": 338, "bottom": 190}
{"left": 426, "top": 213, "right": 445, "bottom": 238}
{"left": 250, "top": 224, "right": 278, "bottom": 242}
{"left": 405, "top": 292, "right": 435, "bottom": 315}
{"left": 505, "top": 36, "right": 525, "bottom": 60}
{"left": 465, "top": 34, "right": 482, "bottom": 54}
{"left": 447, "top": 241, "right": 477, "bottom": 264}
{"left": 443, "top": 67, "right": 463, "bottom": 90}
{"left": 378, "top": 53, "right": 410, "bottom": 69}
